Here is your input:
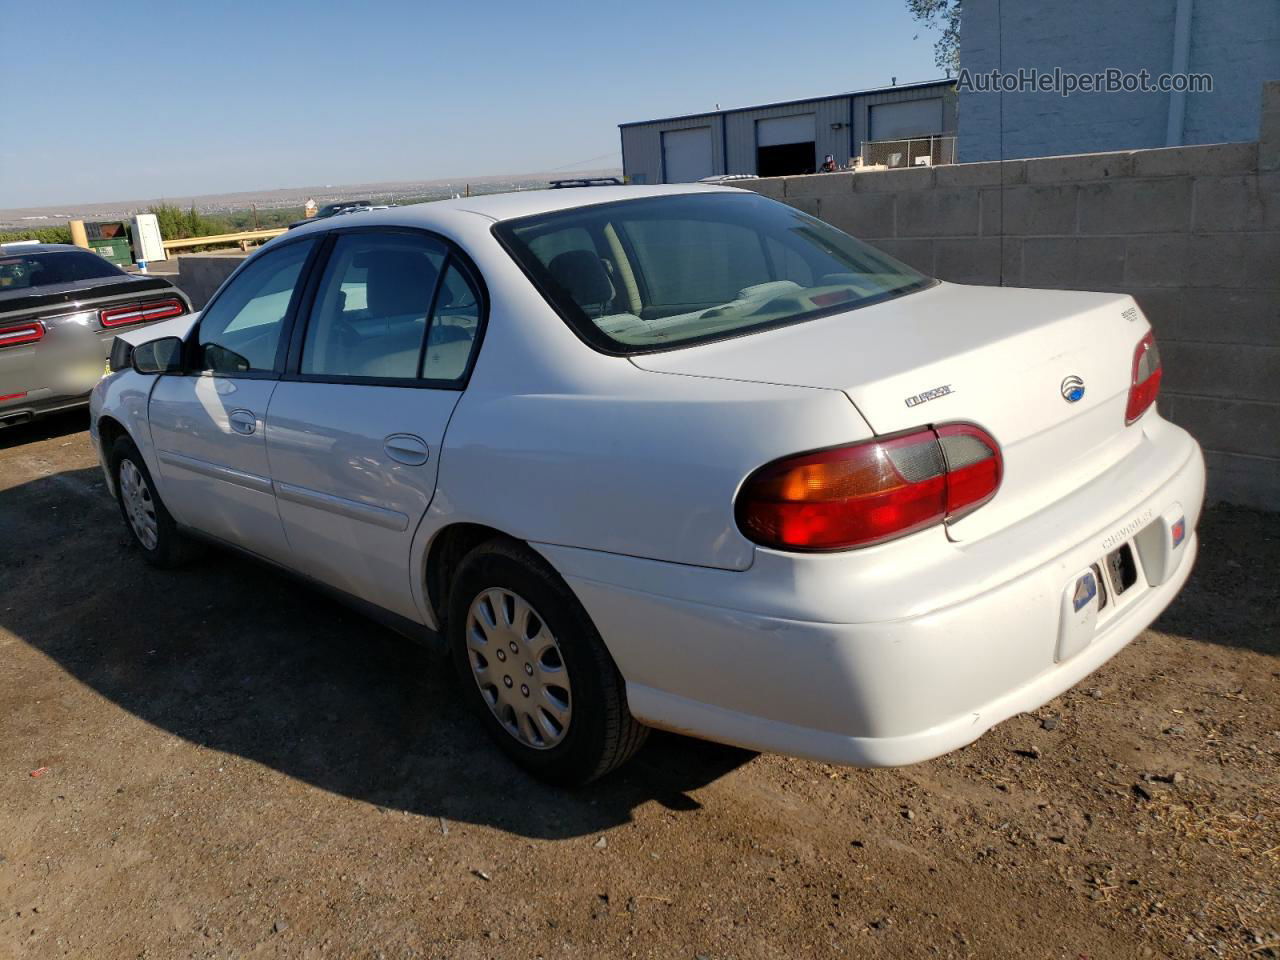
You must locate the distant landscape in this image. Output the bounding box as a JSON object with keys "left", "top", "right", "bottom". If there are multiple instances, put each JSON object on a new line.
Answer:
{"left": 0, "top": 168, "right": 622, "bottom": 236}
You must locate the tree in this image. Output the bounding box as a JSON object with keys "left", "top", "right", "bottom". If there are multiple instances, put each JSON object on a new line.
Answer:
{"left": 907, "top": 0, "right": 962, "bottom": 75}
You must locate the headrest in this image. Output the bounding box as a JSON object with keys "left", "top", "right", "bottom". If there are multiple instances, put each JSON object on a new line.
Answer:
{"left": 547, "top": 250, "right": 614, "bottom": 307}
{"left": 365, "top": 249, "right": 437, "bottom": 317}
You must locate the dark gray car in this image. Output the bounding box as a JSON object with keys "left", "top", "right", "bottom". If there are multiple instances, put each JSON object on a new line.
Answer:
{"left": 0, "top": 243, "right": 190, "bottom": 427}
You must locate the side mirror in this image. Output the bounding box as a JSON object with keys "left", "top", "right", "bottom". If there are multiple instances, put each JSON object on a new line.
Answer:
{"left": 131, "top": 336, "right": 185, "bottom": 375}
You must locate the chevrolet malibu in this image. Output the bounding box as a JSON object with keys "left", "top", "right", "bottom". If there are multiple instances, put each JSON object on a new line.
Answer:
{"left": 89, "top": 185, "right": 1204, "bottom": 785}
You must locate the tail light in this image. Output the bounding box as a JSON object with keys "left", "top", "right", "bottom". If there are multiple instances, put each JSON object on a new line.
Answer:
{"left": 1125, "top": 330, "right": 1162, "bottom": 425}
{"left": 100, "top": 297, "right": 186, "bottom": 328}
{"left": 0, "top": 321, "right": 45, "bottom": 348}
{"left": 735, "top": 423, "right": 1002, "bottom": 551}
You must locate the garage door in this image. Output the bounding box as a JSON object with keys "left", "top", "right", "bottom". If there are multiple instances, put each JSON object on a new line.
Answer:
{"left": 756, "top": 114, "right": 816, "bottom": 147}
{"left": 869, "top": 98, "right": 945, "bottom": 140}
{"left": 662, "top": 127, "right": 714, "bottom": 183}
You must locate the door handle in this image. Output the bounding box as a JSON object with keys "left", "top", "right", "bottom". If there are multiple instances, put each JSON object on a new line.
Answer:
{"left": 228, "top": 409, "right": 257, "bottom": 436}
{"left": 384, "top": 433, "right": 430, "bottom": 466}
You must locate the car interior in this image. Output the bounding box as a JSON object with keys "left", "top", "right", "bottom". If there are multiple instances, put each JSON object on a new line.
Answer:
{"left": 302, "top": 244, "right": 478, "bottom": 382}
{"left": 199, "top": 236, "right": 479, "bottom": 381}
{"left": 508, "top": 197, "right": 925, "bottom": 348}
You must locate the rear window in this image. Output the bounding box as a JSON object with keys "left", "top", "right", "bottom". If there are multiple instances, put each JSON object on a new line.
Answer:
{"left": 0, "top": 250, "right": 123, "bottom": 290}
{"left": 494, "top": 192, "right": 930, "bottom": 353}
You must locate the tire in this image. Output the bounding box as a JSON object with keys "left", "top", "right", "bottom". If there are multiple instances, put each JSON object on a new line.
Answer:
{"left": 109, "top": 436, "right": 202, "bottom": 569}
{"left": 447, "top": 539, "right": 648, "bottom": 786}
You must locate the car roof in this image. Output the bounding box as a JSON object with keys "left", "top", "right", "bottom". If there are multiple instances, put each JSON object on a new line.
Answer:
{"left": 279, "top": 183, "right": 744, "bottom": 246}
{"left": 440, "top": 183, "right": 733, "bottom": 222}
{"left": 0, "top": 242, "right": 89, "bottom": 255}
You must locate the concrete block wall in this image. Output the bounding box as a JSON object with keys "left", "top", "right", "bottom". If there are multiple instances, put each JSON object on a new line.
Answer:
{"left": 170, "top": 253, "right": 249, "bottom": 310}
{"left": 732, "top": 82, "right": 1280, "bottom": 510}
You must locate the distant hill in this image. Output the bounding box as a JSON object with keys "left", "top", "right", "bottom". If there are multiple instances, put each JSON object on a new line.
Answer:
{"left": 0, "top": 169, "right": 623, "bottom": 230}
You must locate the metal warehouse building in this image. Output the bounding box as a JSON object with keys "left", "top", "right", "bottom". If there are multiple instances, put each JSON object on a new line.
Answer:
{"left": 619, "top": 79, "right": 957, "bottom": 184}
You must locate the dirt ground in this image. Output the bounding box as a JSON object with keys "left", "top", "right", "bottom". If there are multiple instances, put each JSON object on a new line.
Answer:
{"left": 1, "top": 411, "right": 1277, "bottom": 960}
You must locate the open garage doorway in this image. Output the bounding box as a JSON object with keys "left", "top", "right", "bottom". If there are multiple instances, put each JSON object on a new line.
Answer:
{"left": 755, "top": 114, "right": 816, "bottom": 177}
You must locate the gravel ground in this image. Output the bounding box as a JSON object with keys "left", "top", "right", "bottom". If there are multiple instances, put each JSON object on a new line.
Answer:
{"left": 1, "top": 412, "right": 1277, "bottom": 960}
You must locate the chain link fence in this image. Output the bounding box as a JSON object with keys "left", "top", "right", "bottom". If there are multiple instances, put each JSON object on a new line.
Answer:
{"left": 859, "top": 136, "right": 957, "bottom": 169}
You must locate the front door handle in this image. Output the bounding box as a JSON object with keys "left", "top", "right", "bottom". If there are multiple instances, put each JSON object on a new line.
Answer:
{"left": 228, "top": 409, "right": 257, "bottom": 436}
{"left": 384, "top": 433, "right": 430, "bottom": 466}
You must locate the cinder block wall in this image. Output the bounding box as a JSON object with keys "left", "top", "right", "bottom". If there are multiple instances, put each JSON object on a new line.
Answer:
{"left": 171, "top": 253, "right": 249, "bottom": 310}
{"left": 733, "top": 82, "right": 1280, "bottom": 510}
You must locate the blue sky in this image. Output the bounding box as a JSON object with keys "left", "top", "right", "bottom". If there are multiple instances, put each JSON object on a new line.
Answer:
{"left": 1, "top": 0, "right": 942, "bottom": 208}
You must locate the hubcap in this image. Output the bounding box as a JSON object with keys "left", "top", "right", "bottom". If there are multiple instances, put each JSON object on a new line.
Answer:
{"left": 118, "top": 459, "right": 159, "bottom": 550}
{"left": 466, "top": 588, "right": 572, "bottom": 750}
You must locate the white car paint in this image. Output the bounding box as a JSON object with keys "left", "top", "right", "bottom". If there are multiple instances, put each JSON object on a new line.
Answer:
{"left": 91, "top": 184, "right": 1204, "bottom": 768}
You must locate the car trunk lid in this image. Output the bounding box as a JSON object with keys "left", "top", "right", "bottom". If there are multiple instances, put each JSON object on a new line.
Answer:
{"left": 630, "top": 282, "right": 1152, "bottom": 542}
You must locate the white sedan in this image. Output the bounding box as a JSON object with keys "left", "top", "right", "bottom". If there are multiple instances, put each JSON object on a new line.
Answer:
{"left": 90, "top": 184, "right": 1204, "bottom": 785}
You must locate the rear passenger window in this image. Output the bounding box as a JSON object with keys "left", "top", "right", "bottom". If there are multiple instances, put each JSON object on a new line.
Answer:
{"left": 422, "top": 262, "right": 481, "bottom": 381}
{"left": 301, "top": 233, "right": 446, "bottom": 380}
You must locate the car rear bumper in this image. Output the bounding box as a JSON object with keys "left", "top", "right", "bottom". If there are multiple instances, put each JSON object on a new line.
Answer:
{"left": 536, "top": 415, "right": 1206, "bottom": 766}
{"left": 1, "top": 314, "right": 113, "bottom": 426}
{"left": 0, "top": 389, "right": 91, "bottom": 427}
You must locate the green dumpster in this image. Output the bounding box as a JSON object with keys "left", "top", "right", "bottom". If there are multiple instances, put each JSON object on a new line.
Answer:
{"left": 85, "top": 221, "right": 133, "bottom": 266}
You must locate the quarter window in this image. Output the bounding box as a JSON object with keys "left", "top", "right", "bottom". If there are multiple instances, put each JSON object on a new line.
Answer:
{"left": 301, "top": 233, "right": 446, "bottom": 380}
{"left": 421, "top": 262, "right": 481, "bottom": 381}
{"left": 197, "top": 239, "right": 315, "bottom": 374}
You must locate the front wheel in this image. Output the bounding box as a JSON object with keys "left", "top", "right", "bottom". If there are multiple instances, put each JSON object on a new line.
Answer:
{"left": 448, "top": 540, "right": 647, "bottom": 785}
{"left": 109, "top": 436, "right": 202, "bottom": 568}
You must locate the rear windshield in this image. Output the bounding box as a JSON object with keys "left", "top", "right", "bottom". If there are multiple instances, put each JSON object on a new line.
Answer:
{"left": 494, "top": 192, "right": 931, "bottom": 352}
{"left": 0, "top": 250, "right": 123, "bottom": 290}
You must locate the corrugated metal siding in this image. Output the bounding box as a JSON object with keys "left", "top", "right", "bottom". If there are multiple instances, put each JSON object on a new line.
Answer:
{"left": 623, "top": 115, "right": 726, "bottom": 184}
{"left": 723, "top": 98, "right": 853, "bottom": 174}
{"left": 621, "top": 125, "right": 658, "bottom": 184}
{"left": 620, "top": 83, "right": 957, "bottom": 182}
{"left": 850, "top": 84, "right": 958, "bottom": 157}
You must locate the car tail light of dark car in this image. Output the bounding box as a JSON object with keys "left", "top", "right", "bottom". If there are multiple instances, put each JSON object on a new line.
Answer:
{"left": 0, "top": 321, "right": 45, "bottom": 348}
{"left": 99, "top": 297, "right": 186, "bottom": 328}
{"left": 1125, "top": 330, "right": 1162, "bottom": 425}
{"left": 735, "top": 424, "right": 1003, "bottom": 551}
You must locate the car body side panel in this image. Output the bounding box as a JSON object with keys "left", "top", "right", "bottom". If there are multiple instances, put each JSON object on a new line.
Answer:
{"left": 89, "top": 369, "right": 162, "bottom": 496}
{"left": 400, "top": 212, "right": 877, "bottom": 624}
{"left": 148, "top": 374, "right": 293, "bottom": 564}
{"left": 265, "top": 382, "right": 462, "bottom": 622}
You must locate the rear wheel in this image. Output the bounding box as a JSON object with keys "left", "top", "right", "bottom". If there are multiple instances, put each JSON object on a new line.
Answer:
{"left": 448, "top": 540, "right": 647, "bottom": 785}
{"left": 109, "top": 436, "right": 202, "bottom": 568}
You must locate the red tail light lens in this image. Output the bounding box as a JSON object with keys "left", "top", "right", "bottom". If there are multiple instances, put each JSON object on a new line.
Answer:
{"left": 1125, "top": 331, "right": 1162, "bottom": 425}
{"left": 100, "top": 298, "right": 186, "bottom": 328}
{"left": 736, "top": 423, "right": 1003, "bottom": 551}
{"left": 0, "top": 321, "right": 45, "bottom": 348}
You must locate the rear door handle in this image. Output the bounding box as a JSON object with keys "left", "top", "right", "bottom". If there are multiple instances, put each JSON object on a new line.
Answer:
{"left": 383, "top": 433, "right": 430, "bottom": 466}
{"left": 228, "top": 409, "right": 257, "bottom": 436}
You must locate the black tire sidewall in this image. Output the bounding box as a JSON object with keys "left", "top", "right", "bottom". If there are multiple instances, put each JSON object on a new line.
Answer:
{"left": 447, "top": 544, "right": 621, "bottom": 785}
